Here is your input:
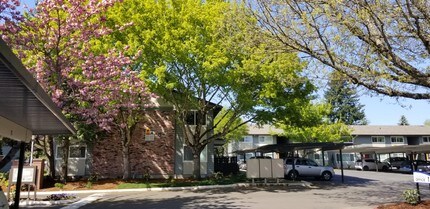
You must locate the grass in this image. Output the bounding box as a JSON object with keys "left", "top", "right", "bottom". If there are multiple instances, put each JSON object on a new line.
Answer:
{"left": 117, "top": 172, "right": 247, "bottom": 189}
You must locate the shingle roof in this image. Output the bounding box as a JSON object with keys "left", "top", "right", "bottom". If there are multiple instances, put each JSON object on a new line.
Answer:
{"left": 247, "top": 124, "right": 283, "bottom": 135}
{"left": 350, "top": 125, "right": 430, "bottom": 136}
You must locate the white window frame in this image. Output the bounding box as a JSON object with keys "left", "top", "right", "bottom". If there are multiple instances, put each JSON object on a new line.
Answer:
{"left": 390, "top": 136, "right": 404, "bottom": 143}
{"left": 371, "top": 136, "right": 385, "bottom": 143}
{"left": 56, "top": 145, "right": 87, "bottom": 159}
{"left": 423, "top": 136, "right": 430, "bottom": 143}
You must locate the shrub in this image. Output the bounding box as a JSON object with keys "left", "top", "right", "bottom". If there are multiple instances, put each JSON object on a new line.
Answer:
{"left": 85, "top": 181, "right": 93, "bottom": 189}
{"left": 402, "top": 189, "right": 420, "bottom": 205}
{"left": 0, "top": 172, "right": 9, "bottom": 189}
{"left": 54, "top": 183, "right": 64, "bottom": 190}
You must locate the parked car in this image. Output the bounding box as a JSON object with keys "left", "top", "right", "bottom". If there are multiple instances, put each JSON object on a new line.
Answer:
{"left": 354, "top": 159, "right": 390, "bottom": 171}
{"left": 284, "top": 158, "right": 335, "bottom": 181}
{"left": 383, "top": 157, "right": 408, "bottom": 169}
{"left": 398, "top": 160, "right": 430, "bottom": 173}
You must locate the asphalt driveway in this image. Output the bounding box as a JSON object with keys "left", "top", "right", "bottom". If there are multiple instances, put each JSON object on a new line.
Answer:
{"left": 22, "top": 169, "right": 430, "bottom": 209}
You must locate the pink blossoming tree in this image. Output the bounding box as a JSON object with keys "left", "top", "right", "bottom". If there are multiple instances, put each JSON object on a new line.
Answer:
{"left": 0, "top": 0, "right": 153, "bottom": 180}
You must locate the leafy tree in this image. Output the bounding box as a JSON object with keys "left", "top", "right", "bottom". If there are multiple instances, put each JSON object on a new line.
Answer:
{"left": 1, "top": 0, "right": 153, "bottom": 180}
{"left": 424, "top": 120, "right": 430, "bottom": 126}
{"left": 105, "top": 0, "right": 314, "bottom": 178}
{"left": 277, "top": 103, "right": 352, "bottom": 142}
{"left": 324, "top": 72, "right": 367, "bottom": 125}
{"left": 214, "top": 109, "right": 249, "bottom": 155}
{"left": 398, "top": 115, "right": 410, "bottom": 126}
{"left": 247, "top": 0, "right": 430, "bottom": 100}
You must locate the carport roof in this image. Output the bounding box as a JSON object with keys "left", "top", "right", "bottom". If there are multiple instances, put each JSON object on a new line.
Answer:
{"left": 233, "top": 142, "right": 353, "bottom": 154}
{"left": 0, "top": 38, "right": 75, "bottom": 137}
{"left": 343, "top": 144, "right": 430, "bottom": 154}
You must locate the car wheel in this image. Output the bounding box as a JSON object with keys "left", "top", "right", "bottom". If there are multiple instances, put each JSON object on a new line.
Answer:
{"left": 382, "top": 166, "right": 389, "bottom": 171}
{"left": 288, "top": 170, "right": 298, "bottom": 180}
{"left": 321, "top": 171, "right": 332, "bottom": 181}
{"left": 363, "top": 166, "right": 369, "bottom": 171}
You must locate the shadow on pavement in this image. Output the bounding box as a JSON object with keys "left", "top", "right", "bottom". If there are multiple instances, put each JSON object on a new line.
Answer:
{"left": 80, "top": 194, "right": 247, "bottom": 209}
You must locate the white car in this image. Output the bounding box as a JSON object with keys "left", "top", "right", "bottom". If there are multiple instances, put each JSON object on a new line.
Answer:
{"left": 355, "top": 159, "right": 389, "bottom": 171}
{"left": 284, "top": 158, "right": 335, "bottom": 181}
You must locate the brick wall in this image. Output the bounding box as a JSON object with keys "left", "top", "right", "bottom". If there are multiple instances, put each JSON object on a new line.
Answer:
{"left": 92, "top": 110, "right": 175, "bottom": 179}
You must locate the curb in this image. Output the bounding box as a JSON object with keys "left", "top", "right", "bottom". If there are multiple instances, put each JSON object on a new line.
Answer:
{"left": 18, "top": 181, "right": 311, "bottom": 206}
{"left": 35, "top": 181, "right": 310, "bottom": 195}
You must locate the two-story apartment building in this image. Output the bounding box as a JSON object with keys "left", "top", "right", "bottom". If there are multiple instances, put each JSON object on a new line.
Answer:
{"left": 227, "top": 124, "right": 284, "bottom": 160}
{"left": 319, "top": 125, "right": 430, "bottom": 168}
{"left": 229, "top": 124, "right": 430, "bottom": 169}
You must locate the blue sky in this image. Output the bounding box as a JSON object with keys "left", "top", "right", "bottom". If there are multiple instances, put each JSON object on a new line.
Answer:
{"left": 360, "top": 95, "right": 429, "bottom": 125}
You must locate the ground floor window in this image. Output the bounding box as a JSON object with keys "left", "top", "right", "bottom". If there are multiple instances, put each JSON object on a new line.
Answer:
{"left": 56, "top": 145, "right": 87, "bottom": 159}
{"left": 184, "top": 145, "right": 207, "bottom": 162}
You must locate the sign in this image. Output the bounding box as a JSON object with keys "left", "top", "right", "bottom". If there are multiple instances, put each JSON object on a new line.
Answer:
{"left": 10, "top": 166, "right": 36, "bottom": 184}
{"left": 413, "top": 171, "right": 430, "bottom": 183}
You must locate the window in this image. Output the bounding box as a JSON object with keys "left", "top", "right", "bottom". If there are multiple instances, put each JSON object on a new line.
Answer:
{"left": 184, "top": 146, "right": 194, "bottom": 161}
{"left": 183, "top": 145, "right": 207, "bottom": 162}
{"left": 371, "top": 136, "right": 385, "bottom": 143}
{"left": 69, "top": 146, "right": 86, "bottom": 158}
{"left": 258, "top": 136, "right": 273, "bottom": 144}
{"left": 314, "top": 154, "right": 320, "bottom": 160}
{"left": 56, "top": 145, "right": 87, "bottom": 159}
{"left": 185, "top": 111, "right": 206, "bottom": 125}
{"left": 241, "top": 136, "right": 253, "bottom": 143}
{"left": 391, "top": 136, "right": 404, "bottom": 143}
{"left": 423, "top": 136, "right": 430, "bottom": 143}
{"left": 258, "top": 136, "right": 266, "bottom": 143}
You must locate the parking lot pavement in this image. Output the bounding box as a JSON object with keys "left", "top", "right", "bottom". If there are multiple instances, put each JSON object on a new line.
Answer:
{"left": 21, "top": 169, "right": 430, "bottom": 209}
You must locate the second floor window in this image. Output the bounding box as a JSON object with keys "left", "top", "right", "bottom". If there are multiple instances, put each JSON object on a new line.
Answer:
{"left": 185, "top": 111, "right": 206, "bottom": 125}
{"left": 423, "top": 136, "right": 430, "bottom": 143}
{"left": 371, "top": 136, "right": 385, "bottom": 143}
{"left": 391, "top": 136, "right": 404, "bottom": 143}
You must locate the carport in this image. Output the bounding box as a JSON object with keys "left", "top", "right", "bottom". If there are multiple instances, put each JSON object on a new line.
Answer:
{"left": 234, "top": 142, "right": 353, "bottom": 183}
{"left": 0, "top": 38, "right": 75, "bottom": 208}
{"left": 343, "top": 145, "right": 430, "bottom": 170}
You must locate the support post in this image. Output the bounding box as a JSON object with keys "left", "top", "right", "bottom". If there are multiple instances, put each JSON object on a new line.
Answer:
{"left": 322, "top": 150, "right": 325, "bottom": 166}
{"left": 12, "top": 141, "right": 26, "bottom": 209}
{"left": 339, "top": 149, "right": 344, "bottom": 183}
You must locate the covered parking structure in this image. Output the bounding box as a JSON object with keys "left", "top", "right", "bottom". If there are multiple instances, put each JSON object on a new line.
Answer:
{"left": 343, "top": 145, "right": 430, "bottom": 170}
{"left": 234, "top": 142, "right": 353, "bottom": 183}
{"left": 0, "top": 38, "right": 75, "bottom": 208}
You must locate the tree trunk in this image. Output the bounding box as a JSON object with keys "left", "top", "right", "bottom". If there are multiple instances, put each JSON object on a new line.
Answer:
{"left": 121, "top": 127, "right": 132, "bottom": 180}
{"left": 192, "top": 151, "right": 201, "bottom": 179}
{"left": 60, "top": 137, "right": 70, "bottom": 182}
{"left": 47, "top": 135, "right": 56, "bottom": 179}
{"left": 122, "top": 142, "right": 130, "bottom": 179}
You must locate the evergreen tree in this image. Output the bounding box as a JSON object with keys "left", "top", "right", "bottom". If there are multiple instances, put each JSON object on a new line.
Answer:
{"left": 324, "top": 72, "right": 367, "bottom": 125}
{"left": 398, "top": 115, "right": 410, "bottom": 126}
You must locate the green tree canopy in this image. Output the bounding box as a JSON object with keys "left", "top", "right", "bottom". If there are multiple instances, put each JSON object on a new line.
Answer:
{"left": 277, "top": 103, "right": 352, "bottom": 142}
{"left": 324, "top": 72, "right": 367, "bottom": 125}
{"left": 104, "top": 0, "right": 315, "bottom": 178}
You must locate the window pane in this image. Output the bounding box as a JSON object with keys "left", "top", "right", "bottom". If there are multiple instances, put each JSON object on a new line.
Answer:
{"left": 184, "top": 146, "right": 193, "bottom": 161}
{"left": 185, "top": 112, "right": 195, "bottom": 125}
{"left": 195, "top": 111, "right": 206, "bottom": 125}
{"left": 70, "top": 146, "right": 86, "bottom": 158}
